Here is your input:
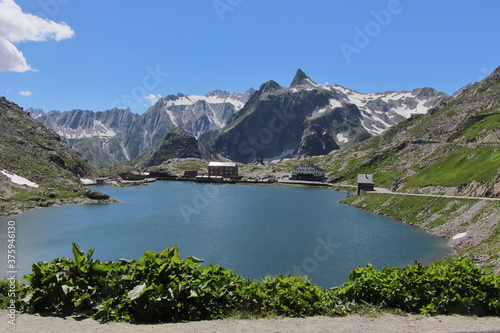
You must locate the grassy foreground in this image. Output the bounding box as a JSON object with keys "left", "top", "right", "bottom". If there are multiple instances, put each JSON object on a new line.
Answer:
{"left": 1, "top": 243, "right": 499, "bottom": 323}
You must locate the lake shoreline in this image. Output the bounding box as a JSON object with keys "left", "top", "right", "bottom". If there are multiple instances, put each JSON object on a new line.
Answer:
{"left": 5, "top": 178, "right": 493, "bottom": 279}
{"left": 1, "top": 181, "right": 449, "bottom": 289}
{"left": 1, "top": 179, "right": 465, "bottom": 260}
{"left": 342, "top": 193, "right": 500, "bottom": 273}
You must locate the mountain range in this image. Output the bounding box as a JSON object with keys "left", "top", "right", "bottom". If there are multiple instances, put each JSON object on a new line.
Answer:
{"left": 31, "top": 69, "right": 449, "bottom": 167}
{"left": 31, "top": 89, "right": 253, "bottom": 167}
{"left": 318, "top": 66, "right": 500, "bottom": 198}
{"left": 212, "top": 69, "right": 449, "bottom": 163}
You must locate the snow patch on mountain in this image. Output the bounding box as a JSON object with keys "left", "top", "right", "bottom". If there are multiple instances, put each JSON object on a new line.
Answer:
{"left": 263, "top": 149, "right": 296, "bottom": 162}
{"left": 336, "top": 133, "right": 349, "bottom": 143}
{"left": 1, "top": 170, "right": 39, "bottom": 188}
{"left": 153, "top": 90, "right": 252, "bottom": 138}
{"left": 329, "top": 99, "right": 343, "bottom": 109}
{"left": 56, "top": 120, "right": 118, "bottom": 139}
{"left": 324, "top": 84, "right": 448, "bottom": 136}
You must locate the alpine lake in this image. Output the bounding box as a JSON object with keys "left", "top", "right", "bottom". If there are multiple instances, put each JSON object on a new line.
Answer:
{"left": 0, "top": 181, "right": 450, "bottom": 288}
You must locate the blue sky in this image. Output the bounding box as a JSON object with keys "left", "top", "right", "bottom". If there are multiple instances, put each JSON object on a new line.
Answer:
{"left": 1, "top": 0, "right": 499, "bottom": 114}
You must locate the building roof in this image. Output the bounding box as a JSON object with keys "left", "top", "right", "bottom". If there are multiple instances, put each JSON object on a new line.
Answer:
{"left": 208, "top": 162, "right": 238, "bottom": 167}
{"left": 357, "top": 174, "right": 374, "bottom": 184}
{"left": 293, "top": 163, "right": 325, "bottom": 172}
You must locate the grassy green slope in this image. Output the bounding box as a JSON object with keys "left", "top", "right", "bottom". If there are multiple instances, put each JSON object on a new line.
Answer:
{"left": 0, "top": 98, "right": 114, "bottom": 216}
{"left": 315, "top": 67, "right": 500, "bottom": 270}
{"left": 313, "top": 66, "right": 500, "bottom": 197}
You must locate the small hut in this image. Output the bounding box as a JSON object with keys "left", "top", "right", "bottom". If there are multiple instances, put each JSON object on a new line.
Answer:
{"left": 357, "top": 174, "right": 374, "bottom": 195}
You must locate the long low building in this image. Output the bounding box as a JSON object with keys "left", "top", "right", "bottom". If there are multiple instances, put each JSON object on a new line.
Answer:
{"left": 208, "top": 162, "right": 239, "bottom": 178}
{"left": 291, "top": 163, "right": 325, "bottom": 181}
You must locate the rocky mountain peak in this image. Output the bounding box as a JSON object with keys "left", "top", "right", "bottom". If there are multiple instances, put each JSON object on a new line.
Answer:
{"left": 243, "top": 87, "right": 257, "bottom": 99}
{"left": 164, "top": 93, "right": 185, "bottom": 101}
{"left": 259, "top": 80, "right": 282, "bottom": 94}
{"left": 290, "top": 68, "right": 317, "bottom": 88}
{"left": 131, "top": 126, "right": 216, "bottom": 168}
{"left": 452, "top": 82, "right": 475, "bottom": 98}
{"left": 25, "top": 107, "right": 45, "bottom": 118}
{"left": 205, "top": 89, "right": 228, "bottom": 98}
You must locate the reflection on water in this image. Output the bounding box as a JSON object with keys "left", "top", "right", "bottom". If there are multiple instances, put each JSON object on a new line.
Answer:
{"left": 0, "top": 182, "right": 450, "bottom": 288}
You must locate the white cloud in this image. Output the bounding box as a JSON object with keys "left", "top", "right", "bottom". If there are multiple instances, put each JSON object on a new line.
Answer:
{"left": 0, "top": 38, "right": 30, "bottom": 71}
{"left": 480, "top": 68, "right": 489, "bottom": 74}
{"left": 144, "top": 93, "right": 162, "bottom": 105}
{"left": 19, "top": 90, "right": 32, "bottom": 96}
{"left": 0, "top": 0, "right": 75, "bottom": 72}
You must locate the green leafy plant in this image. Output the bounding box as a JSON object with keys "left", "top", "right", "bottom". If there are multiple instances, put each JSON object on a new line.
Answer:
{"left": 0, "top": 277, "right": 25, "bottom": 309}
{"left": 23, "top": 243, "right": 112, "bottom": 315}
{"left": 93, "top": 246, "right": 246, "bottom": 322}
{"left": 11, "top": 244, "right": 500, "bottom": 322}
{"left": 334, "top": 257, "right": 500, "bottom": 316}
{"left": 238, "top": 274, "right": 342, "bottom": 317}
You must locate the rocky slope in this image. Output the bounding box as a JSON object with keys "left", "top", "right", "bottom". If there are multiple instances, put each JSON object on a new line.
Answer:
{"left": 213, "top": 69, "right": 449, "bottom": 163}
{"left": 315, "top": 66, "right": 500, "bottom": 198}
{"left": 248, "top": 68, "right": 499, "bottom": 270}
{"left": 31, "top": 71, "right": 447, "bottom": 167}
{"left": 131, "top": 127, "right": 219, "bottom": 169}
{"left": 0, "top": 98, "right": 114, "bottom": 216}
{"left": 114, "top": 89, "right": 254, "bottom": 163}
{"left": 34, "top": 108, "right": 138, "bottom": 168}
{"left": 36, "top": 108, "right": 137, "bottom": 140}
{"left": 33, "top": 90, "right": 253, "bottom": 167}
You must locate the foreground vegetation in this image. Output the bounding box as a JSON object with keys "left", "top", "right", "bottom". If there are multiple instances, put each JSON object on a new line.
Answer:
{"left": 1, "top": 243, "right": 499, "bottom": 323}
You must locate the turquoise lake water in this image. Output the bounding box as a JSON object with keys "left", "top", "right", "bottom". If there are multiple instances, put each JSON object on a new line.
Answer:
{"left": 0, "top": 182, "right": 450, "bottom": 288}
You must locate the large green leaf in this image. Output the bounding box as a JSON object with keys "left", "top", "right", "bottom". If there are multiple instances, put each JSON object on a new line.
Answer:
{"left": 72, "top": 243, "right": 85, "bottom": 263}
{"left": 128, "top": 283, "right": 152, "bottom": 301}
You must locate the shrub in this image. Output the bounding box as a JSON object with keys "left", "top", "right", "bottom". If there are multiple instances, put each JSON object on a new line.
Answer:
{"left": 92, "top": 246, "right": 245, "bottom": 322}
{"left": 0, "top": 277, "right": 25, "bottom": 309}
{"left": 334, "top": 258, "right": 500, "bottom": 316}
{"left": 12, "top": 244, "right": 500, "bottom": 322}
{"left": 238, "top": 274, "right": 342, "bottom": 317}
